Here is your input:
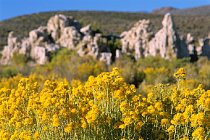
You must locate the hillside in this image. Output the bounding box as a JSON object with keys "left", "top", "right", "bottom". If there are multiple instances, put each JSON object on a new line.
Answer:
{"left": 0, "top": 11, "right": 210, "bottom": 50}
{"left": 152, "top": 5, "right": 210, "bottom": 16}
{"left": 172, "top": 5, "right": 210, "bottom": 16}
{"left": 152, "top": 7, "right": 178, "bottom": 14}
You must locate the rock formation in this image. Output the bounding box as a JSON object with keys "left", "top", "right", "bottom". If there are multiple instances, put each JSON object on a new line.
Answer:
{"left": 0, "top": 32, "right": 20, "bottom": 65}
{"left": 121, "top": 13, "right": 189, "bottom": 60}
{"left": 149, "top": 13, "right": 189, "bottom": 59}
{"left": 0, "top": 26, "right": 60, "bottom": 65}
{"left": 0, "top": 14, "right": 112, "bottom": 65}
{"left": 47, "top": 14, "right": 81, "bottom": 42}
{"left": 1, "top": 13, "right": 210, "bottom": 65}
{"left": 186, "top": 33, "right": 195, "bottom": 55}
{"left": 120, "top": 19, "right": 153, "bottom": 60}
{"left": 200, "top": 38, "right": 210, "bottom": 59}
{"left": 77, "top": 26, "right": 112, "bottom": 65}
{"left": 187, "top": 34, "right": 210, "bottom": 60}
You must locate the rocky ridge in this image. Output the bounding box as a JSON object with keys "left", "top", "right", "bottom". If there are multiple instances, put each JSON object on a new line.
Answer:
{"left": 152, "top": 7, "right": 178, "bottom": 15}
{"left": 1, "top": 13, "right": 210, "bottom": 65}
{"left": 120, "top": 13, "right": 210, "bottom": 61}
{"left": 152, "top": 5, "right": 210, "bottom": 16}
{"left": 0, "top": 14, "right": 112, "bottom": 65}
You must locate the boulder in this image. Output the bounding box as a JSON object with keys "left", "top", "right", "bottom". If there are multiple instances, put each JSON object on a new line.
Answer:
{"left": 29, "top": 26, "right": 49, "bottom": 45}
{"left": 0, "top": 45, "right": 15, "bottom": 65}
{"left": 0, "top": 32, "right": 20, "bottom": 65}
{"left": 120, "top": 13, "right": 190, "bottom": 60}
{"left": 99, "top": 52, "right": 112, "bottom": 65}
{"left": 31, "top": 46, "right": 48, "bottom": 65}
{"left": 148, "top": 13, "right": 189, "bottom": 59}
{"left": 120, "top": 19, "right": 153, "bottom": 59}
{"left": 186, "top": 33, "right": 195, "bottom": 55}
{"left": 58, "top": 26, "right": 81, "bottom": 49}
{"left": 47, "top": 14, "right": 81, "bottom": 43}
{"left": 80, "top": 25, "right": 92, "bottom": 35}
{"left": 201, "top": 38, "right": 210, "bottom": 59}
{"left": 1, "top": 27, "right": 58, "bottom": 65}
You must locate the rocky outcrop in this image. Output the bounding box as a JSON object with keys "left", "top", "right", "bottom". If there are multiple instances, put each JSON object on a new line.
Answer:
{"left": 186, "top": 33, "right": 195, "bottom": 55}
{"left": 77, "top": 28, "right": 112, "bottom": 65}
{"left": 152, "top": 7, "right": 178, "bottom": 15}
{"left": 200, "top": 38, "right": 210, "bottom": 59}
{"left": 186, "top": 34, "right": 210, "bottom": 60}
{"left": 121, "top": 13, "right": 189, "bottom": 60}
{"left": 1, "top": 13, "right": 210, "bottom": 65}
{"left": 152, "top": 13, "right": 188, "bottom": 58}
{"left": 47, "top": 15, "right": 81, "bottom": 49}
{"left": 0, "top": 26, "right": 60, "bottom": 65}
{"left": 148, "top": 13, "right": 179, "bottom": 58}
{"left": 0, "top": 14, "right": 112, "bottom": 65}
{"left": 121, "top": 19, "right": 153, "bottom": 60}
{"left": 47, "top": 15, "right": 81, "bottom": 40}
{"left": 0, "top": 32, "right": 20, "bottom": 65}
{"left": 185, "top": 33, "right": 199, "bottom": 61}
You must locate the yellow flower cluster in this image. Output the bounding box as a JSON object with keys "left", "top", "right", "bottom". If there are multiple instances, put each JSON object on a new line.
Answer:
{"left": 144, "top": 67, "right": 168, "bottom": 75}
{"left": 0, "top": 67, "right": 209, "bottom": 139}
{"left": 174, "top": 67, "right": 186, "bottom": 79}
{"left": 143, "top": 67, "right": 170, "bottom": 85}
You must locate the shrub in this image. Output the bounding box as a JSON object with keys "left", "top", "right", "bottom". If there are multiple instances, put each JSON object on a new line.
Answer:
{"left": 0, "top": 68, "right": 210, "bottom": 139}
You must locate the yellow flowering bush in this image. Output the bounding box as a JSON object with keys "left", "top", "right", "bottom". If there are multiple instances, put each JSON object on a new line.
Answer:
{"left": 143, "top": 67, "right": 171, "bottom": 85}
{"left": 0, "top": 67, "right": 209, "bottom": 139}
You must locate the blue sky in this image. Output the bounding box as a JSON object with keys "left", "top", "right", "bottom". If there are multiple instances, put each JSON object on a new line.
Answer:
{"left": 0, "top": 0, "right": 210, "bottom": 20}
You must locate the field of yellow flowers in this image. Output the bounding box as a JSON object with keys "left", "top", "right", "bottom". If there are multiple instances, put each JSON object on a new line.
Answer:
{"left": 0, "top": 68, "right": 209, "bottom": 140}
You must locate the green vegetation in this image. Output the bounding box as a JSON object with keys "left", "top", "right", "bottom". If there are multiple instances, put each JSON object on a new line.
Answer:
{"left": 153, "top": 5, "right": 210, "bottom": 16}
{"left": 170, "top": 5, "right": 210, "bottom": 16}
{"left": 1, "top": 48, "right": 210, "bottom": 94}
